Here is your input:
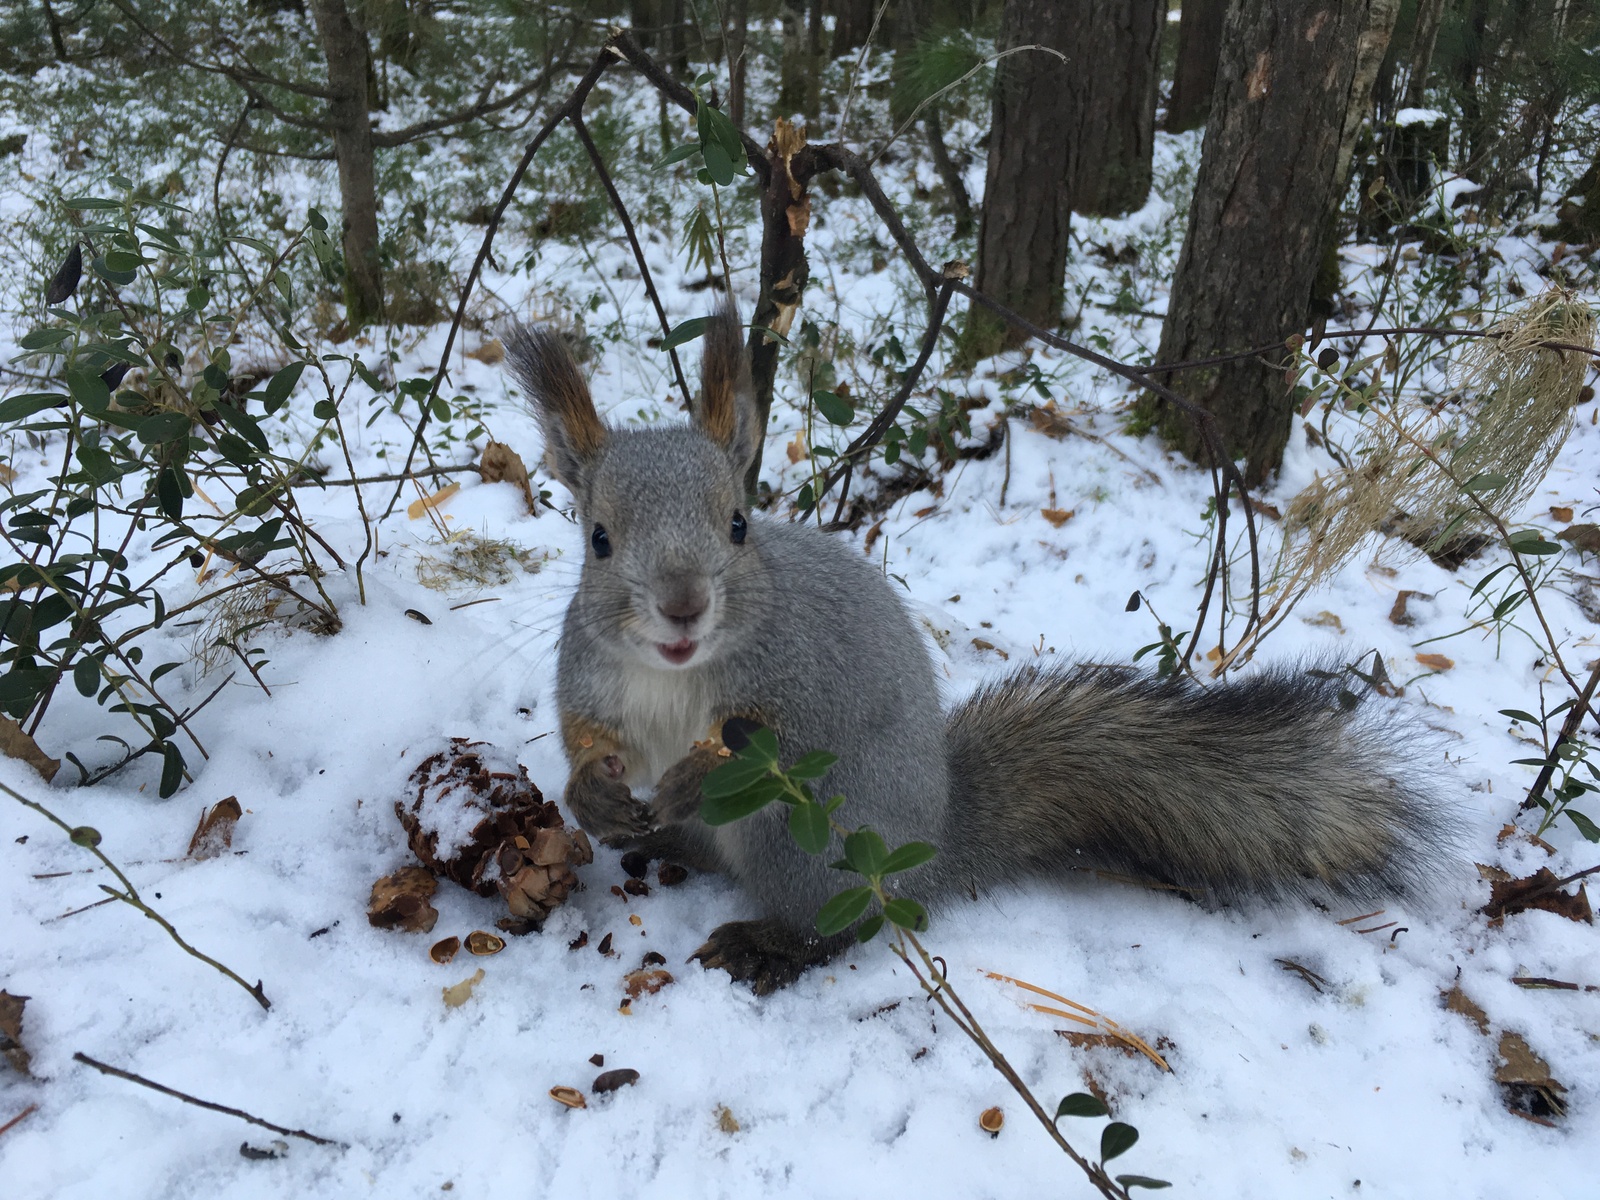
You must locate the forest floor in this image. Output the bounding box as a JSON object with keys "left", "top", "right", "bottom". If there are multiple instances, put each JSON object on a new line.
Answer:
{"left": 1, "top": 64, "right": 1598, "bottom": 1199}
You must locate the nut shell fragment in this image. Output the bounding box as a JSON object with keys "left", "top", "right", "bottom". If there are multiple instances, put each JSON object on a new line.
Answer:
{"left": 368, "top": 867, "right": 440, "bottom": 934}
{"left": 549, "top": 1086, "right": 587, "bottom": 1110}
{"left": 979, "top": 1106, "right": 1004, "bottom": 1137}
{"left": 466, "top": 930, "right": 505, "bottom": 956}
{"left": 430, "top": 936, "right": 461, "bottom": 964}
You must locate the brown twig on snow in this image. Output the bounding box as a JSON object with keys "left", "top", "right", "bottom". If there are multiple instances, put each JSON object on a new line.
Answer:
{"left": 0, "top": 1104, "right": 38, "bottom": 1137}
{"left": 73, "top": 1054, "right": 340, "bottom": 1146}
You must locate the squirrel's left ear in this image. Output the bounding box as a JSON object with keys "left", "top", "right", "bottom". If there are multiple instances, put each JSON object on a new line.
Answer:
{"left": 695, "top": 303, "right": 761, "bottom": 476}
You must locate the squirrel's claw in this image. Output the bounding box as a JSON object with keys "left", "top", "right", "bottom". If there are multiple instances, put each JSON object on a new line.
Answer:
{"left": 691, "top": 918, "right": 841, "bottom": 995}
{"left": 564, "top": 769, "right": 653, "bottom": 845}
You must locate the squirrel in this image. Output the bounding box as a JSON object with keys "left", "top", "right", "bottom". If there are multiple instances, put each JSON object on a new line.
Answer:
{"left": 505, "top": 307, "right": 1454, "bottom": 993}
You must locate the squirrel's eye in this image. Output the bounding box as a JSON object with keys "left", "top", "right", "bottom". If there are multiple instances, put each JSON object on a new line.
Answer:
{"left": 591, "top": 524, "right": 612, "bottom": 558}
{"left": 730, "top": 511, "right": 747, "bottom": 545}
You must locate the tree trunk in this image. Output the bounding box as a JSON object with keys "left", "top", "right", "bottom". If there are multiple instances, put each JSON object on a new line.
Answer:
{"left": 925, "top": 106, "right": 975, "bottom": 238}
{"left": 1145, "top": 0, "right": 1392, "bottom": 486}
{"left": 832, "top": 0, "right": 878, "bottom": 56}
{"left": 778, "top": 0, "right": 811, "bottom": 115}
{"left": 1068, "top": 0, "right": 1163, "bottom": 216}
{"left": 1166, "top": 0, "right": 1226, "bottom": 132}
{"left": 309, "top": 0, "right": 384, "bottom": 329}
{"left": 1400, "top": 0, "right": 1447, "bottom": 109}
{"left": 967, "top": 0, "right": 1077, "bottom": 357}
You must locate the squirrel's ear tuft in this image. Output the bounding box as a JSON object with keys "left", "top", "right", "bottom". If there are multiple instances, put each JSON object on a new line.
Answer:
{"left": 696, "top": 303, "right": 760, "bottom": 472}
{"left": 504, "top": 323, "right": 605, "bottom": 492}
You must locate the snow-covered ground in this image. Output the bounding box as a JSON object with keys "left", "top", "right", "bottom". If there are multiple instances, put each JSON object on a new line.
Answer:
{"left": 3, "top": 61, "right": 1599, "bottom": 1199}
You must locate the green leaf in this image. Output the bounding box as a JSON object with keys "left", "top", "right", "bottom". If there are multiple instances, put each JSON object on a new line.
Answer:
{"left": 814, "top": 886, "right": 874, "bottom": 936}
{"left": 1115, "top": 1176, "right": 1172, "bottom": 1191}
{"left": 103, "top": 249, "right": 145, "bottom": 274}
{"left": 0, "top": 392, "right": 66, "bottom": 422}
{"left": 660, "top": 315, "right": 711, "bottom": 351}
{"left": 307, "top": 207, "right": 328, "bottom": 231}
{"left": 67, "top": 368, "right": 111, "bottom": 415}
{"left": 812, "top": 389, "right": 855, "bottom": 426}
{"left": 742, "top": 726, "right": 779, "bottom": 763}
{"left": 1498, "top": 709, "right": 1541, "bottom": 724}
{"left": 787, "top": 750, "right": 838, "bottom": 779}
{"left": 19, "top": 327, "right": 72, "bottom": 351}
{"left": 788, "top": 800, "right": 830, "bottom": 855}
{"left": 64, "top": 196, "right": 123, "bottom": 211}
{"left": 700, "top": 779, "right": 782, "bottom": 826}
{"left": 1507, "top": 530, "right": 1562, "bottom": 556}
{"left": 74, "top": 656, "right": 100, "bottom": 697}
{"left": 1101, "top": 1122, "right": 1139, "bottom": 1162}
{"left": 842, "top": 829, "right": 888, "bottom": 878}
{"left": 1056, "top": 1093, "right": 1110, "bottom": 1120}
{"left": 157, "top": 467, "right": 184, "bottom": 520}
{"left": 431, "top": 396, "right": 451, "bottom": 423}
{"left": 137, "top": 411, "right": 192, "bottom": 444}
{"left": 854, "top": 914, "right": 885, "bottom": 943}
{"left": 159, "top": 741, "right": 185, "bottom": 798}
{"left": 880, "top": 841, "right": 938, "bottom": 875}
{"left": 882, "top": 898, "right": 927, "bottom": 931}
{"left": 313, "top": 399, "right": 336, "bottom": 420}
{"left": 215, "top": 401, "right": 269, "bottom": 452}
{"left": 702, "top": 755, "right": 772, "bottom": 799}
{"left": 1461, "top": 471, "right": 1509, "bottom": 494}
{"left": 234, "top": 486, "right": 275, "bottom": 517}
{"left": 186, "top": 285, "right": 210, "bottom": 312}
{"left": 695, "top": 98, "right": 749, "bottom": 186}
{"left": 69, "top": 824, "right": 103, "bottom": 847}
{"left": 261, "top": 361, "right": 306, "bottom": 414}
{"left": 1567, "top": 809, "right": 1600, "bottom": 843}
{"left": 657, "top": 141, "right": 702, "bottom": 167}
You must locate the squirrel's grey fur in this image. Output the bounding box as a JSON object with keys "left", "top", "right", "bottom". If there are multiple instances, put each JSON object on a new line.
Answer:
{"left": 505, "top": 308, "right": 1454, "bottom": 992}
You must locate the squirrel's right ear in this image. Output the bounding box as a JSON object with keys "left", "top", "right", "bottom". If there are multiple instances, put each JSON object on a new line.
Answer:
{"left": 504, "top": 323, "right": 606, "bottom": 493}
{"left": 696, "top": 303, "right": 761, "bottom": 474}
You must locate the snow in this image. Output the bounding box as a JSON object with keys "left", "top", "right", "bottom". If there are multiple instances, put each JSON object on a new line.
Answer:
{"left": 1394, "top": 107, "right": 1449, "bottom": 127}
{"left": 4, "top": 60, "right": 1600, "bottom": 1200}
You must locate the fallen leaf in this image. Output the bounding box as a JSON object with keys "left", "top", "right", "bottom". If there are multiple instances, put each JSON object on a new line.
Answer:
{"left": 716, "top": 1105, "right": 740, "bottom": 1133}
{"left": 1556, "top": 523, "right": 1600, "bottom": 555}
{"left": 406, "top": 481, "right": 460, "bottom": 520}
{"left": 186, "top": 796, "right": 242, "bottom": 860}
{"left": 785, "top": 431, "right": 808, "bottom": 464}
{"left": 1482, "top": 868, "right": 1592, "bottom": 924}
{"left": 1415, "top": 652, "right": 1454, "bottom": 672}
{"left": 1496, "top": 1031, "right": 1568, "bottom": 1123}
{"left": 623, "top": 968, "right": 674, "bottom": 1000}
{"left": 0, "top": 716, "right": 59, "bottom": 783}
{"left": 1041, "top": 508, "right": 1075, "bottom": 528}
{"left": 1388, "top": 589, "right": 1432, "bottom": 627}
{"left": 478, "top": 441, "right": 537, "bottom": 514}
{"left": 442, "top": 967, "right": 485, "bottom": 1008}
{"left": 971, "top": 637, "right": 1009, "bottom": 661}
{"left": 0, "top": 991, "right": 31, "bottom": 1076}
{"left": 465, "top": 338, "right": 504, "bottom": 365}
{"left": 1303, "top": 611, "right": 1345, "bottom": 632}
{"left": 1550, "top": 506, "right": 1574, "bottom": 523}
{"left": 367, "top": 866, "right": 440, "bottom": 933}
{"left": 1442, "top": 985, "right": 1490, "bottom": 1034}
{"left": 592, "top": 1068, "right": 639, "bottom": 1094}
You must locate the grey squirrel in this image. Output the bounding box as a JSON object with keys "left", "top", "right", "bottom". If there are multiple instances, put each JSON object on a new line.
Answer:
{"left": 506, "top": 307, "right": 1453, "bottom": 993}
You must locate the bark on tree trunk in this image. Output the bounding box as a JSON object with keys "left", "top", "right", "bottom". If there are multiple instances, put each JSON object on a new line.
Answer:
{"left": 1068, "top": 0, "right": 1163, "bottom": 216}
{"left": 778, "top": 1, "right": 812, "bottom": 116}
{"left": 832, "top": 0, "right": 878, "bottom": 57}
{"left": 968, "top": 0, "right": 1077, "bottom": 357}
{"left": 309, "top": 0, "right": 384, "bottom": 329}
{"left": 1400, "top": 0, "right": 1447, "bottom": 109}
{"left": 1145, "top": 0, "right": 1390, "bottom": 486}
{"left": 1166, "top": 0, "right": 1226, "bottom": 132}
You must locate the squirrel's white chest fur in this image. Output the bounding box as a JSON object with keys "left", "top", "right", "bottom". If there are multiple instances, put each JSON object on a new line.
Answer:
{"left": 612, "top": 659, "right": 714, "bottom": 788}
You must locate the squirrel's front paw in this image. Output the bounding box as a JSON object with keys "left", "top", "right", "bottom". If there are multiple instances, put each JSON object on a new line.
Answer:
{"left": 565, "top": 756, "right": 652, "bottom": 844}
{"left": 691, "top": 919, "right": 845, "bottom": 995}
{"left": 650, "top": 744, "right": 726, "bottom": 826}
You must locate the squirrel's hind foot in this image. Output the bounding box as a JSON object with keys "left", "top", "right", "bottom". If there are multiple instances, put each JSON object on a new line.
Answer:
{"left": 691, "top": 919, "right": 848, "bottom": 995}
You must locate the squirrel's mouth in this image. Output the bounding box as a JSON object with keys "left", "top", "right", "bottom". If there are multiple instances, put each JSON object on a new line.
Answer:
{"left": 656, "top": 637, "right": 698, "bottom": 666}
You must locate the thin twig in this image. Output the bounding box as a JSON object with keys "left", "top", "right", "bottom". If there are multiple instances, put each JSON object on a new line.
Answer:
{"left": 570, "top": 112, "right": 693, "bottom": 409}
{"left": 0, "top": 1105, "right": 38, "bottom": 1137}
{"left": 4, "top": 782, "right": 270, "bottom": 1010}
{"left": 73, "top": 1054, "right": 339, "bottom": 1146}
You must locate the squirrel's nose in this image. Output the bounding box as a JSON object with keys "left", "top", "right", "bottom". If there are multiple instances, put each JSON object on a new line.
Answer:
{"left": 656, "top": 580, "right": 709, "bottom": 628}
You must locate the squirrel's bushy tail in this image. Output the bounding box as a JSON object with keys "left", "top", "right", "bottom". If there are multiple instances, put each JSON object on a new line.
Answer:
{"left": 939, "top": 664, "right": 1454, "bottom": 904}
